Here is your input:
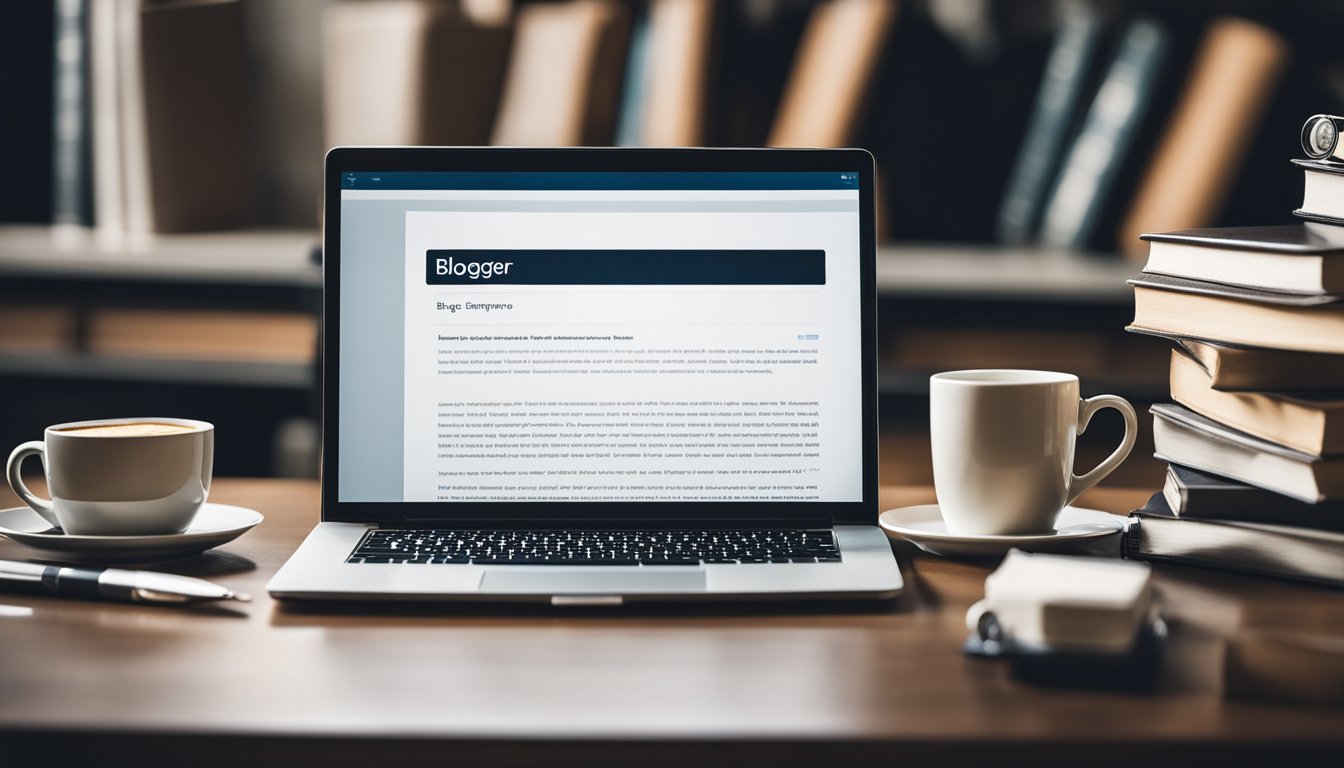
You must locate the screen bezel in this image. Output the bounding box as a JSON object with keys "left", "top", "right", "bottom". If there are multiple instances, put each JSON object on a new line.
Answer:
{"left": 322, "top": 147, "right": 879, "bottom": 526}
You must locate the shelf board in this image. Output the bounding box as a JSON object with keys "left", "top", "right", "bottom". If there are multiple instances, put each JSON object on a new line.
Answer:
{"left": 878, "top": 244, "right": 1139, "bottom": 303}
{"left": 1, "top": 229, "right": 1137, "bottom": 301}
{"left": 0, "top": 351, "right": 314, "bottom": 390}
{"left": 0, "top": 225, "right": 320, "bottom": 287}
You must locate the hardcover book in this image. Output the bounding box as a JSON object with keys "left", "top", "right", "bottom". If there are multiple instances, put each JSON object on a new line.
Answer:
{"left": 1163, "top": 464, "right": 1344, "bottom": 532}
{"left": 1169, "top": 349, "right": 1344, "bottom": 456}
{"left": 1157, "top": 333, "right": 1344, "bottom": 392}
{"left": 1129, "top": 273, "right": 1344, "bottom": 354}
{"left": 1151, "top": 403, "right": 1344, "bottom": 503}
{"left": 1293, "top": 158, "right": 1344, "bottom": 225}
{"left": 1124, "top": 493, "right": 1344, "bottom": 587}
{"left": 1139, "top": 223, "right": 1344, "bottom": 294}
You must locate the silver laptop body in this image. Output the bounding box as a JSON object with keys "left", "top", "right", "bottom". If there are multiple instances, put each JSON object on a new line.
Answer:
{"left": 268, "top": 147, "right": 902, "bottom": 604}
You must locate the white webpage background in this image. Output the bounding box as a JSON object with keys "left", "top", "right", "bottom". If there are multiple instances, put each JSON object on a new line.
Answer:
{"left": 402, "top": 196, "right": 862, "bottom": 503}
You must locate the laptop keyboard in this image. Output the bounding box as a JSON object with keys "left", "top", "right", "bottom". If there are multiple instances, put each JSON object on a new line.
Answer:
{"left": 347, "top": 529, "right": 840, "bottom": 565}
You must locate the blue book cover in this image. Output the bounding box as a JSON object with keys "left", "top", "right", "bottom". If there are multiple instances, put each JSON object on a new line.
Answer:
{"left": 1038, "top": 16, "right": 1171, "bottom": 251}
{"left": 995, "top": 6, "right": 1106, "bottom": 245}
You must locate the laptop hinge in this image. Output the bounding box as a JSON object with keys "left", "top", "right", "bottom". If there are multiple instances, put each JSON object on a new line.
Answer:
{"left": 382, "top": 518, "right": 836, "bottom": 530}
{"left": 551, "top": 595, "right": 623, "bottom": 607}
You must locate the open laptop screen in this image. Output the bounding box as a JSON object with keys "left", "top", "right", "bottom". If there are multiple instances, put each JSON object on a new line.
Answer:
{"left": 331, "top": 157, "right": 870, "bottom": 516}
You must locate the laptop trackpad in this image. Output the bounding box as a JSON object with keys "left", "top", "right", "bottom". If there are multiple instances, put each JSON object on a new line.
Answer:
{"left": 480, "top": 568, "right": 705, "bottom": 594}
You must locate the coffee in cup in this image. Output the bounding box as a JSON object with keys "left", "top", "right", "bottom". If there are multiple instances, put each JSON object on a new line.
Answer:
{"left": 929, "top": 370, "right": 1136, "bottom": 536}
{"left": 6, "top": 417, "right": 214, "bottom": 536}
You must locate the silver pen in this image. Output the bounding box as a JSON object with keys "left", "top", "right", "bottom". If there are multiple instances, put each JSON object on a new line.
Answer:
{"left": 0, "top": 559, "right": 250, "bottom": 605}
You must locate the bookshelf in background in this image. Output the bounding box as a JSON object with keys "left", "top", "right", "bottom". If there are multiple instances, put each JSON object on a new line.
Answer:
{"left": 3, "top": 0, "right": 1344, "bottom": 483}
{"left": 8, "top": 0, "right": 1344, "bottom": 239}
{"left": 0, "top": 226, "right": 321, "bottom": 478}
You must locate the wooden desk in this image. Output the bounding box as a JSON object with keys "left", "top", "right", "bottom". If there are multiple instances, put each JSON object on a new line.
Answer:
{"left": 1, "top": 479, "right": 1340, "bottom": 766}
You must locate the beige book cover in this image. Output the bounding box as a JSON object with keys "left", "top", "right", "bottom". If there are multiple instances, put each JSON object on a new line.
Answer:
{"left": 768, "top": 0, "right": 898, "bottom": 147}
{"left": 1117, "top": 18, "right": 1289, "bottom": 258}
{"left": 491, "top": 0, "right": 631, "bottom": 146}
{"left": 1169, "top": 349, "right": 1344, "bottom": 456}
{"left": 88, "top": 309, "right": 317, "bottom": 363}
{"left": 1178, "top": 337, "right": 1344, "bottom": 392}
{"left": 1130, "top": 284, "right": 1344, "bottom": 355}
{"left": 323, "top": 0, "right": 512, "bottom": 148}
{"left": 115, "top": 0, "right": 255, "bottom": 233}
{"left": 640, "top": 0, "right": 717, "bottom": 146}
{"left": 0, "top": 307, "right": 78, "bottom": 353}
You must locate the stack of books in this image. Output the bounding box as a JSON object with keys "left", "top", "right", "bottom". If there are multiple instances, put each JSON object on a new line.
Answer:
{"left": 1124, "top": 141, "right": 1344, "bottom": 588}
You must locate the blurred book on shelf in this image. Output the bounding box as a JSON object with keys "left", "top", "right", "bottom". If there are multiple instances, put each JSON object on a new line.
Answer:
{"left": 1116, "top": 18, "right": 1289, "bottom": 258}
{"left": 108, "top": 0, "right": 254, "bottom": 234}
{"left": 51, "top": 0, "right": 92, "bottom": 228}
{"left": 86, "top": 309, "right": 316, "bottom": 365}
{"left": 0, "top": 306, "right": 77, "bottom": 355}
{"left": 491, "top": 0, "right": 631, "bottom": 146}
{"left": 707, "top": 0, "right": 811, "bottom": 148}
{"left": 1037, "top": 15, "right": 1172, "bottom": 251}
{"left": 323, "top": 0, "right": 512, "bottom": 147}
{"left": 769, "top": 0, "right": 897, "bottom": 148}
{"left": 2, "top": 0, "right": 254, "bottom": 234}
{"left": 618, "top": 0, "right": 716, "bottom": 146}
{"left": 994, "top": 3, "right": 1108, "bottom": 246}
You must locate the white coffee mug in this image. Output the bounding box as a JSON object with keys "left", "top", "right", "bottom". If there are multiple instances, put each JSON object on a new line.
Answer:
{"left": 930, "top": 370, "right": 1136, "bottom": 535}
{"left": 6, "top": 417, "right": 214, "bottom": 536}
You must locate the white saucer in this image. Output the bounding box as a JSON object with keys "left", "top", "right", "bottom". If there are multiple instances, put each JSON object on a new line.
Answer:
{"left": 879, "top": 504, "right": 1123, "bottom": 558}
{"left": 0, "top": 503, "right": 263, "bottom": 564}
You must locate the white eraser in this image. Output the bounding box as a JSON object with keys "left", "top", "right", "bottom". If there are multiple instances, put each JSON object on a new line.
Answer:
{"left": 970, "top": 550, "right": 1153, "bottom": 653}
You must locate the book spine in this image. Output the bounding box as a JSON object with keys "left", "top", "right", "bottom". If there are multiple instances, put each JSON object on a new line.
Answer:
{"left": 1120, "top": 516, "right": 1143, "bottom": 560}
{"left": 613, "top": 2, "right": 651, "bottom": 147}
{"left": 89, "top": 0, "right": 123, "bottom": 234}
{"left": 1176, "top": 483, "right": 1344, "bottom": 532}
{"left": 116, "top": 0, "right": 151, "bottom": 233}
{"left": 51, "top": 0, "right": 91, "bottom": 227}
{"left": 1126, "top": 512, "right": 1344, "bottom": 588}
{"left": 995, "top": 7, "right": 1103, "bottom": 245}
{"left": 1039, "top": 17, "right": 1170, "bottom": 250}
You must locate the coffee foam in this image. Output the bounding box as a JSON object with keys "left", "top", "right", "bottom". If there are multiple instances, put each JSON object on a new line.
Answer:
{"left": 59, "top": 422, "right": 197, "bottom": 437}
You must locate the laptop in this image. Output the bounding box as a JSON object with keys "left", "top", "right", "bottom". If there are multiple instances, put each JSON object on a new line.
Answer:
{"left": 267, "top": 147, "right": 902, "bottom": 604}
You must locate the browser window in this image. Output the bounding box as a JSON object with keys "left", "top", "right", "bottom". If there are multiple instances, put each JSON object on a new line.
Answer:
{"left": 338, "top": 172, "right": 863, "bottom": 504}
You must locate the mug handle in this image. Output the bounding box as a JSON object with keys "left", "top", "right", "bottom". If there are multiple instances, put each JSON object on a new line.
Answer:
{"left": 1065, "top": 395, "right": 1138, "bottom": 507}
{"left": 6, "top": 441, "right": 55, "bottom": 518}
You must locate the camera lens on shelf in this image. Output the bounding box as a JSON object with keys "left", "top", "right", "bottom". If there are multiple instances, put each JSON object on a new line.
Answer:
{"left": 1302, "top": 114, "right": 1344, "bottom": 161}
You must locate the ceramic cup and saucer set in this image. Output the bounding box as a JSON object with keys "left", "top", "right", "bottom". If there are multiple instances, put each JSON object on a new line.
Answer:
{"left": 881, "top": 370, "right": 1138, "bottom": 558}
{"left": 2, "top": 418, "right": 262, "bottom": 564}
